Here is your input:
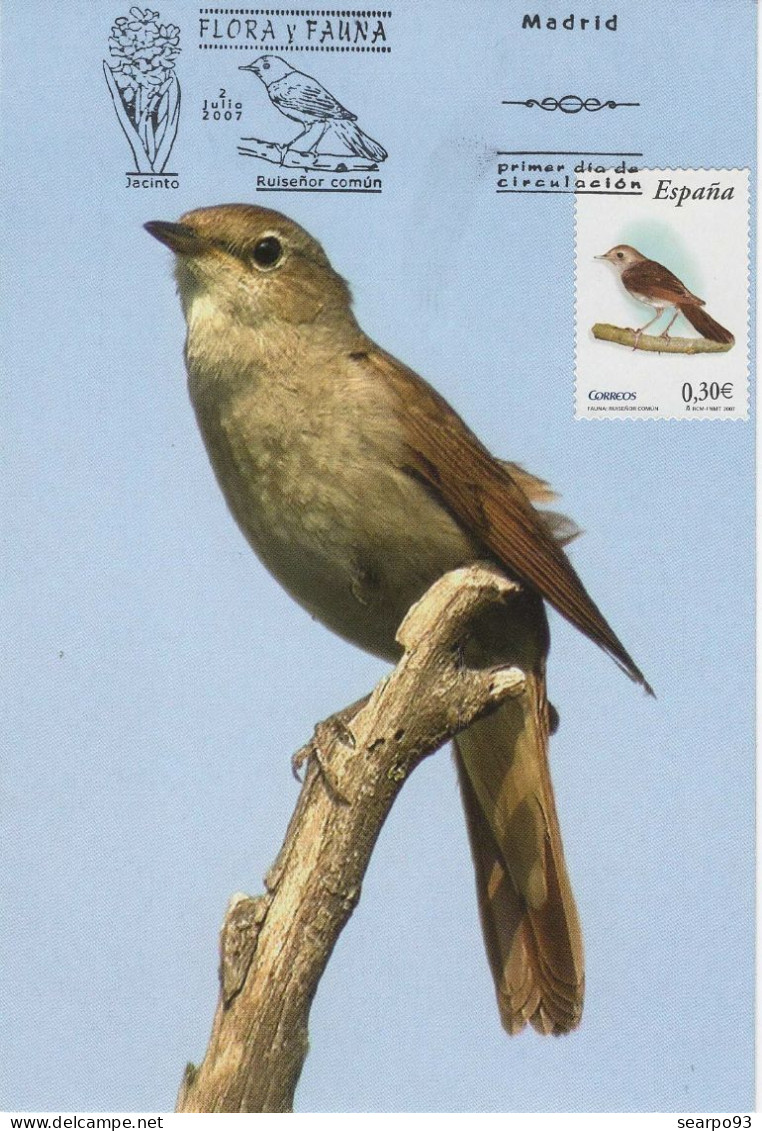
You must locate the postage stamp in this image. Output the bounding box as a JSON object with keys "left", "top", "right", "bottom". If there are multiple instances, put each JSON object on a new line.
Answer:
{"left": 575, "top": 168, "right": 749, "bottom": 420}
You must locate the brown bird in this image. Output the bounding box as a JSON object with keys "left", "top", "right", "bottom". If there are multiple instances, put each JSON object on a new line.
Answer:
{"left": 145, "top": 204, "right": 652, "bottom": 1036}
{"left": 596, "top": 244, "right": 734, "bottom": 346}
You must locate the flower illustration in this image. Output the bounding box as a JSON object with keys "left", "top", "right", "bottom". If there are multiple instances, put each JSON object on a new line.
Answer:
{"left": 104, "top": 7, "right": 181, "bottom": 173}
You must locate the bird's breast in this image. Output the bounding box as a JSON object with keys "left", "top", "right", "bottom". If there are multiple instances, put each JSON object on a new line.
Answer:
{"left": 187, "top": 350, "right": 478, "bottom": 659}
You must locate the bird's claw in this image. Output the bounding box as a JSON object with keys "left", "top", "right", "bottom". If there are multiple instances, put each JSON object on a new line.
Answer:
{"left": 291, "top": 711, "right": 358, "bottom": 803}
{"left": 291, "top": 742, "right": 310, "bottom": 781}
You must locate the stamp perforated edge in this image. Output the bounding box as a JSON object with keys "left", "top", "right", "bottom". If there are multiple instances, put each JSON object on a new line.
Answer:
{"left": 573, "top": 168, "right": 750, "bottom": 422}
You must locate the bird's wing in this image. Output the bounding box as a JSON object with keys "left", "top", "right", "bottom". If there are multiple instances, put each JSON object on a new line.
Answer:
{"left": 623, "top": 259, "right": 703, "bottom": 306}
{"left": 271, "top": 73, "right": 356, "bottom": 119}
{"left": 366, "top": 346, "right": 652, "bottom": 692}
{"left": 498, "top": 461, "right": 557, "bottom": 503}
{"left": 498, "top": 462, "right": 581, "bottom": 545}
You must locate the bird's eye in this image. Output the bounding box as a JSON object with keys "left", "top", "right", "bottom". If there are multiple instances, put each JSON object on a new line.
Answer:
{"left": 251, "top": 236, "right": 283, "bottom": 269}
{"left": 262, "top": 61, "right": 270, "bottom": 69}
{"left": 616, "top": 252, "right": 624, "bottom": 259}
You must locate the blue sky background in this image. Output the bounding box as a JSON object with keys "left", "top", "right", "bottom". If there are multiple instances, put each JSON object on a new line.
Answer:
{"left": 1, "top": 0, "right": 756, "bottom": 1114}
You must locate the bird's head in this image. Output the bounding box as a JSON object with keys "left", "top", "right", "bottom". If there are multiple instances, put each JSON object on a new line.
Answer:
{"left": 238, "top": 55, "right": 292, "bottom": 85}
{"left": 145, "top": 203, "right": 353, "bottom": 330}
{"left": 595, "top": 245, "right": 645, "bottom": 273}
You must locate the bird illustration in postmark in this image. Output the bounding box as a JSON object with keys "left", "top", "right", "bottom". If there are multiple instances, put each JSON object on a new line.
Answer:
{"left": 238, "top": 55, "right": 387, "bottom": 170}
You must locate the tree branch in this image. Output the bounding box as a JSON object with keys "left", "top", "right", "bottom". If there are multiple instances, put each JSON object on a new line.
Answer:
{"left": 237, "top": 132, "right": 380, "bottom": 171}
{"left": 175, "top": 564, "right": 526, "bottom": 1113}
{"left": 592, "top": 322, "right": 734, "bottom": 353}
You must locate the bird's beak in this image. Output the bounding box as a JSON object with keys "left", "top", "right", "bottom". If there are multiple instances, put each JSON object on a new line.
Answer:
{"left": 594, "top": 254, "right": 608, "bottom": 261}
{"left": 144, "top": 221, "right": 208, "bottom": 256}
{"left": 239, "top": 62, "right": 257, "bottom": 72}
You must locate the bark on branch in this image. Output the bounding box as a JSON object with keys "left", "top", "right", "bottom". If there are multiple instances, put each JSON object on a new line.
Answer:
{"left": 176, "top": 564, "right": 526, "bottom": 1113}
{"left": 592, "top": 322, "right": 734, "bottom": 353}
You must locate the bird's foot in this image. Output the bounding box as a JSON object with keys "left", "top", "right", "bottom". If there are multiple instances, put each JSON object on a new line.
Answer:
{"left": 632, "top": 330, "right": 642, "bottom": 351}
{"left": 291, "top": 697, "right": 368, "bottom": 802}
{"left": 660, "top": 329, "right": 672, "bottom": 340}
{"left": 291, "top": 723, "right": 349, "bottom": 801}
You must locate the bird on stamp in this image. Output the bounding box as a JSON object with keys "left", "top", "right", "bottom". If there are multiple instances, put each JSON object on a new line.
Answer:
{"left": 596, "top": 244, "right": 734, "bottom": 348}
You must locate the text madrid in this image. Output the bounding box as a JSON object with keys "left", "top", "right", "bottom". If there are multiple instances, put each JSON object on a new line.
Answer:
{"left": 521, "top": 13, "right": 619, "bottom": 30}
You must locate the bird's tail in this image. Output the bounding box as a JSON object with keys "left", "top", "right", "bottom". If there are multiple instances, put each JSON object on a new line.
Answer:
{"left": 679, "top": 303, "right": 734, "bottom": 344}
{"left": 454, "top": 671, "right": 584, "bottom": 1035}
{"left": 328, "top": 119, "right": 387, "bottom": 163}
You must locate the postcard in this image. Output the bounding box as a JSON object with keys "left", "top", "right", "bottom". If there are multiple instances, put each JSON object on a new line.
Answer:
{"left": 2, "top": 0, "right": 756, "bottom": 1118}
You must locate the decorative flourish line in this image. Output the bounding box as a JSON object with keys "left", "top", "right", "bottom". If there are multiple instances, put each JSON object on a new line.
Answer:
{"left": 503, "top": 95, "right": 639, "bottom": 114}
